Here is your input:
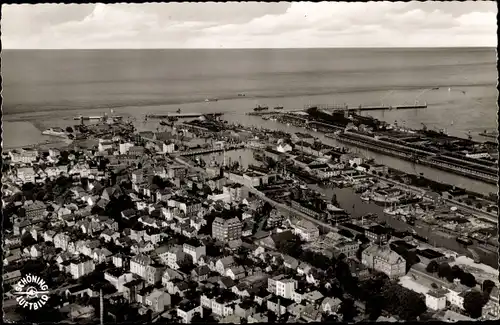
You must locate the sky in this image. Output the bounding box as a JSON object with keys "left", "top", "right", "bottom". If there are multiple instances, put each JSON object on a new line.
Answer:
{"left": 2, "top": 2, "right": 497, "bottom": 49}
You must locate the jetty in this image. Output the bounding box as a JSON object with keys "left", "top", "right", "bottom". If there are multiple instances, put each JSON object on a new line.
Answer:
{"left": 305, "top": 103, "right": 427, "bottom": 112}
{"left": 146, "top": 112, "right": 223, "bottom": 119}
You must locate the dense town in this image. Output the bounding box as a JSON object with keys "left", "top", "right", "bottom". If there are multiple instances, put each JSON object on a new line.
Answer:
{"left": 2, "top": 112, "right": 499, "bottom": 324}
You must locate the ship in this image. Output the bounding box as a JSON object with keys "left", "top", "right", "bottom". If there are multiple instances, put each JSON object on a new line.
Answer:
{"left": 254, "top": 105, "right": 269, "bottom": 112}
{"left": 42, "top": 128, "right": 68, "bottom": 138}
{"left": 456, "top": 236, "right": 473, "bottom": 246}
{"left": 274, "top": 106, "right": 284, "bottom": 110}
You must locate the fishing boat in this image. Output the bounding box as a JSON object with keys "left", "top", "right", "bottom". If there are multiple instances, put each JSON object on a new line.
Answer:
{"left": 274, "top": 106, "right": 284, "bottom": 110}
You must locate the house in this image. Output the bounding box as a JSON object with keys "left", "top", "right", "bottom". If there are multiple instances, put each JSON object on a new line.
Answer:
{"left": 191, "top": 265, "right": 210, "bottom": 282}
{"left": 268, "top": 275, "right": 297, "bottom": 300}
{"left": 104, "top": 268, "right": 135, "bottom": 292}
{"left": 267, "top": 295, "right": 293, "bottom": 316}
{"left": 362, "top": 245, "right": 406, "bottom": 279}
{"left": 425, "top": 289, "right": 447, "bottom": 311}
{"left": 182, "top": 240, "right": 206, "bottom": 264}
{"left": 446, "top": 284, "right": 471, "bottom": 310}
{"left": 145, "top": 289, "right": 171, "bottom": 313}
{"left": 123, "top": 279, "right": 145, "bottom": 303}
{"left": 146, "top": 263, "right": 165, "bottom": 285}
{"left": 69, "top": 255, "right": 96, "bottom": 279}
{"left": 216, "top": 256, "right": 236, "bottom": 275}
{"left": 290, "top": 219, "right": 320, "bottom": 242}
{"left": 226, "top": 265, "right": 246, "bottom": 281}
{"left": 130, "top": 254, "right": 152, "bottom": 279}
{"left": 301, "top": 303, "right": 322, "bottom": 322}
{"left": 177, "top": 299, "right": 203, "bottom": 323}
{"left": 321, "top": 297, "right": 342, "bottom": 315}
{"left": 297, "top": 262, "right": 313, "bottom": 276}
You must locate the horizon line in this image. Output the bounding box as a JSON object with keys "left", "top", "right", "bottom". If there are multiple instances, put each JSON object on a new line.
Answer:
{"left": 3, "top": 46, "right": 496, "bottom": 50}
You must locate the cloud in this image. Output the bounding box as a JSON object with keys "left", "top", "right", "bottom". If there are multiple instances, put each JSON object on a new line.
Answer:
{"left": 1, "top": 2, "right": 497, "bottom": 49}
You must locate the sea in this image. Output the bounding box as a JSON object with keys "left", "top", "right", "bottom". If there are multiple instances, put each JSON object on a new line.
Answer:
{"left": 2, "top": 48, "right": 498, "bottom": 194}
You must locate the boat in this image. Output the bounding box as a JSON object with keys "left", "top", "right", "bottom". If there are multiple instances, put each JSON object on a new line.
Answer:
{"left": 456, "top": 236, "right": 473, "bottom": 246}
{"left": 274, "top": 106, "right": 284, "bottom": 110}
{"left": 254, "top": 105, "right": 269, "bottom": 112}
{"left": 238, "top": 93, "right": 246, "bottom": 97}
{"left": 360, "top": 194, "right": 370, "bottom": 202}
{"left": 42, "top": 128, "right": 68, "bottom": 138}
{"left": 159, "top": 120, "right": 168, "bottom": 126}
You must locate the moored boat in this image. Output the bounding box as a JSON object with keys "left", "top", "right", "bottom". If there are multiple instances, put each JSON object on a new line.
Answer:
{"left": 456, "top": 236, "right": 473, "bottom": 245}
{"left": 254, "top": 105, "right": 269, "bottom": 112}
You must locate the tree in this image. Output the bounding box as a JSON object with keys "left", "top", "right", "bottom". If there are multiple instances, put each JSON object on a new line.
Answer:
{"left": 482, "top": 280, "right": 495, "bottom": 296}
{"left": 476, "top": 202, "right": 483, "bottom": 210}
{"left": 437, "top": 263, "right": 452, "bottom": 279}
{"left": 66, "top": 126, "right": 74, "bottom": 133}
{"left": 463, "top": 291, "right": 488, "bottom": 319}
{"left": 460, "top": 272, "right": 477, "bottom": 288}
{"left": 339, "top": 298, "right": 358, "bottom": 322}
{"left": 426, "top": 260, "right": 439, "bottom": 273}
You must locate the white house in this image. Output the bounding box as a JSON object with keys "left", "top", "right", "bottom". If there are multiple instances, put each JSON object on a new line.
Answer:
{"left": 425, "top": 290, "right": 447, "bottom": 311}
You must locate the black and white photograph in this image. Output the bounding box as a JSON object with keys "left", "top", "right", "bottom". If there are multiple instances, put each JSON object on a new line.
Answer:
{"left": 1, "top": 1, "right": 498, "bottom": 323}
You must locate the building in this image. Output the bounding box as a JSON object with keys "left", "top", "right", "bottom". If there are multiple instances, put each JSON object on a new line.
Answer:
{"left": 290, "top": 219, "right": 319, "bottom": 242}
{"left": 17, "top": 167, "right": 36, "bottom": 183}
{"left": 425, "top": 289, "right": 447, "bottom": 311}
{"left": 268, "top": 275, "right": 297, "bottom": 300}
{"left": 104, "top": 268, "right": 135, "bottom": 292}
{"left": 24, "top": 201, "right": 46, "bottom": 219}
{"left": 177, "top": 299, "right": 203, "bottom": 323}
{"left": 361, "top": 245, "right": 406, "bottom": 279}
{"left": 212, "top": 217, "right": 243, "bottom": 242}
{"left": 365, "top": 225, "right": 389, "bottom": 245}
{"left": 145, "top": 289, "right": 171, "bottom": 313}
{"left": 182, "top": 241, "right": 206, "bottom": 264}
{"left": 163, "top": 141, "right": 176, "bottom": 154}
{"left": 223, "top": 183, "right": 249, "bottom": 202}
{"left": 98, "top": 139, "right": 114, "bottom": 152}
{"left": 416, "top": 249, "right": 447, "bottom": 266}
{"left": 9, "top": 149, "right": 38, "bottom": 164}
{"left": 130, "top": 254, "right": 152, "bottom": 279}
{"left": 69, "top": 255, "right": 95, "bottom": 279}
{"left": 446, "top": 285, "right": 470, "bottom": 310}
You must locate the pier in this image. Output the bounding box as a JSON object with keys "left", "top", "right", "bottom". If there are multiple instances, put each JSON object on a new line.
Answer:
{"left": 174, "top": 144, "right": 245, "bottom": 157}
{"left": 246, "top": 110, "right": 304, "bottom": 116}
{"left": 146, "top": 112, "right": 223, "bottom": 119}
{"left": 305, "top": 103, "right": 427, "bottom": 112}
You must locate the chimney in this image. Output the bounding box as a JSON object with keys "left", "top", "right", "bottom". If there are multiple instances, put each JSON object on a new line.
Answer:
{"left": 100, "top": 289, "right": 104, "bottom": 325}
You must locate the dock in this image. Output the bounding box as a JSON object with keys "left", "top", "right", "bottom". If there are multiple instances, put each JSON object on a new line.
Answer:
{"left": 246, "top": 110, "right": 304, "bottom": 116}
{"left": 73, "top": 115, "right": 123, "bottom": 120}
{"left": 146, "top": 112, "right": 223, "bottom": 119}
